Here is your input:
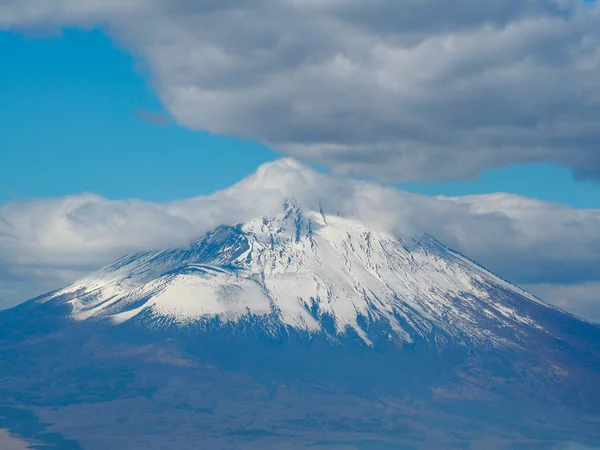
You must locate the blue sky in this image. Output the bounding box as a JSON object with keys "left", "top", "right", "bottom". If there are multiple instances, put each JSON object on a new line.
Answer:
{"left": 2, "top": 28, "right": 600, "bottom": 207}
{"left": 1, "top": 29, "right": 277, "bottom": 203}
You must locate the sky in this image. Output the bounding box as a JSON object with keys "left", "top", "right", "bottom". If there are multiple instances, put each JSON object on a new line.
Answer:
{"left": 3, "top": 28, "right": 600, "bottom": 207}
{"left": 1, "top": 29, "right": 277, "bottom": 203}
{"left": 0, "top": 0, "right": 599, "bottom": 320}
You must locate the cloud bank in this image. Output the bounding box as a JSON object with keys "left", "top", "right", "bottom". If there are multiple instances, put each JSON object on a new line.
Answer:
{"left": 0, "top": 159, "right": 598, "bottom": 319}
{"left": 1, "top": 0, "right": 600, "bottom": 181}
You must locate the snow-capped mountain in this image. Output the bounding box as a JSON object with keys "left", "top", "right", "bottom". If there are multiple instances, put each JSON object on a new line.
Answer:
{"left": 46, "top": 198, "right": 551, "bottom": 349}
{"left": 1, "top": 160, "right": 599, "bottom": 449}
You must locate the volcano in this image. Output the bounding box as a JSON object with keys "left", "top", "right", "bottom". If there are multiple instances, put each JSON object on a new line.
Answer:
{"left": 0, "top": 160, "right": 599, "bottom": 449}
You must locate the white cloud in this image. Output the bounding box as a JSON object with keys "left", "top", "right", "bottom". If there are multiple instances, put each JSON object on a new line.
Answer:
{"left": 0, "top": 159, "right": 599, "bottom": 321}
{"left": 1, "top": 0, "right": 600, "bottom": 181}
{"left": 525, "top": 282, "right": 600, "bottom": 322}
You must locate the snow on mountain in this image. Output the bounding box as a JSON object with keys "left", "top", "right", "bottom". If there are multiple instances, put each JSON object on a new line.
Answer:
{"left": 44, "top": 195, "right": 554, "bottom": 348}
{"left": 2, "top": 160, "right": 599, "bottom": 450}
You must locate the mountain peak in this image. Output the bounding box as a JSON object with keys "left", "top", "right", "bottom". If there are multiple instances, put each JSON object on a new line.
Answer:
{"left": 42, "top": 200, "right": 554, "bottom": 349}
{"left": 4, "top": 191, "right": 600, "bottom": 449}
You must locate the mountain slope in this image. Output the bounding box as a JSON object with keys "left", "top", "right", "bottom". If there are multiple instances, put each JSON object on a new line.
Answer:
{"left": 0, "top": 164, "right": 599, "bottom": 449}
{"left": 46, "top": 200, "right": 555, "bottom": 349}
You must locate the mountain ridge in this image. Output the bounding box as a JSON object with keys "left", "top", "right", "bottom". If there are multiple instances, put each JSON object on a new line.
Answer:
{"left": 38, "top": 198, "right": 563, "bottom": 352}
{"left": 0, "top": 163, "right": 599, "bottom": 448}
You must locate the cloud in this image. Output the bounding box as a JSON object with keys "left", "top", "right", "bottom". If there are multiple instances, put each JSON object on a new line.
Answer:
{"left": 442, "top": 193, "right": 600, "bottom": 285}
{"left": 525, "top": 282, "right": 600, "bottom": 322}
{"left": 1, "top": 0, "right": 600, "bottom": 181}
{"left": 0, "top": 159, "right": 599, "bottom": 320}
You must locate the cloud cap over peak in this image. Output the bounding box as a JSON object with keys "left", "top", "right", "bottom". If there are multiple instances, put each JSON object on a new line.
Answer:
{"left": 1, "top": 158, "right": 600, "bottom": 320}
{"left": 2, "top": 0, "right": 600, "bottom": 181}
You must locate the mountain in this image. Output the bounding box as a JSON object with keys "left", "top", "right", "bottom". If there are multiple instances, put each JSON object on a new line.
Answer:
{"left": 0, "top": 161, "right": 599, "bottom": 449}
{"left": 50, "top": 198, "right": 553, "bottom": 345}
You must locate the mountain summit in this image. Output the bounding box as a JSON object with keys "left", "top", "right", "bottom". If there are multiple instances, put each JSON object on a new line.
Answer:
{"left": 0, "top": 164, "right": 599, "bottom": 449}
{"left": 52, "top": 199, "right": 551, "bottom": 350}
